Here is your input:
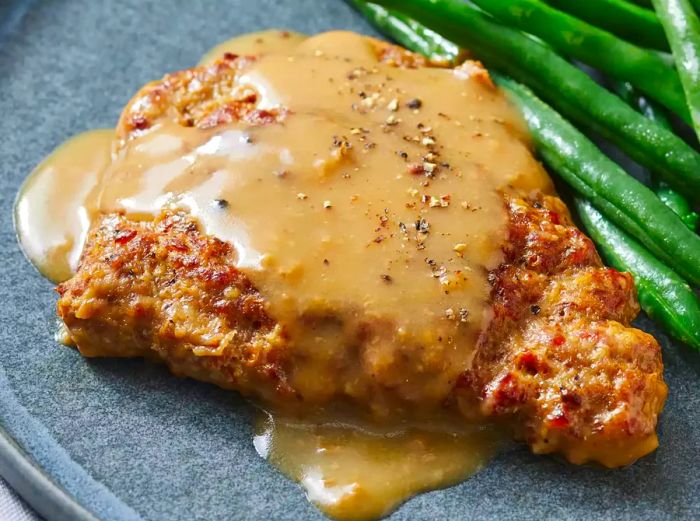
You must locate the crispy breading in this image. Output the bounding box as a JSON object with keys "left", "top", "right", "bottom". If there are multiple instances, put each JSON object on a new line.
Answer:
{"left": 57, "top": 212, "right": 292, "bottom": 402}
{"left": 461, "top": 196, "right": 666, "bottom": 466}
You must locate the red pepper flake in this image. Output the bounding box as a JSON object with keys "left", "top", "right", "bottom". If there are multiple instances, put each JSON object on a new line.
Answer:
{"left": 548, "top": 211, "right": 560, "bottom": 225}
{"left": 243, "top": 108, "right": 286, "bottom": 126}
{"left": 130, "top": 114, "right": 149, "bottom": 131}
{"left": 167, "top": 238, "right": 189, "bottom": 252}
{"left": 517, "top": 351, "right": 540, "bottom": 375}
{"left": 552, "top": 334, "right": 565, "bottom": 346}
{"left": 548, "top": 411, "right": 570, "bottom": 429}
{"left": 489, "top": 372, "right": 527, "bottom": 411}
{"left": 114, "top": 229, "right": 137, "bottom": 245}
{"left": 407, "top": 162, "right": 424, "bottom": 175}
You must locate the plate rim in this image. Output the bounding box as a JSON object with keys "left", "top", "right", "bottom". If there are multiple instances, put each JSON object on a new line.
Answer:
{"left": 0, "top": 424, "right": 98, "bottom": 521}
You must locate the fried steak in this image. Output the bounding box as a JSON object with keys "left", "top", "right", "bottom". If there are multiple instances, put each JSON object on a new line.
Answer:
{"left": 57, "top": 37, "right": 666, "bottom": 467}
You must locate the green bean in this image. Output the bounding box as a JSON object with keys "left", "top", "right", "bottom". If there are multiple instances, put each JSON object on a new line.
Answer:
{"left": 368, "top": 0, "right": 700, "bottom": 200}
{"left": 613, "top": 81, "right": 673, "bottom": 129}
{"left": 652, "top": 0, "right": 700, "bottom": 143}
{"left": 493, "top": 73, "right": 700, "bottom": 286}
{"left": 544, "top": 0, "right": 668, "bottom": 51}
{"left": 637, "top": 0, "right": 700, "bottom": 12}
{"left": 469, "top": 0, "right": 687, "bottom": 121}
{"left": 576, "top": 199, "right": 700, "bottom": 350}
{"left": 613, "top": 81, "right": 699, "bottom": 230}
{"left": 350, "top": 0, "right": 460, "bottom": 63}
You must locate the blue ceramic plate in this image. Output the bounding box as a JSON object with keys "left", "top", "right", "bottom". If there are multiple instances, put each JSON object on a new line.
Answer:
{"left": 2, "top": 1, "right": 700, "bottom": 520}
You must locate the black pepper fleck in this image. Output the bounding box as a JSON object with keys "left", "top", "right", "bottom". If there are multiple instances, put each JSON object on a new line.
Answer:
{"left": 406, "top": 98, "right": 422, "bottom": 109}
{"left": 415, "top": 218, "right": 430, "bottom": 234}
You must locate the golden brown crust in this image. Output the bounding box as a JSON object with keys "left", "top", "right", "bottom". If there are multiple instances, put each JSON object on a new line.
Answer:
{"left": 115, "top": 53, "right": 288, "bottom": 149}
{"left": 57, "top": 212, "right": 293, "bottom": 402}
{"left": 115, "top": 39, "right": 430, "bottom": 148}
{"left": 58, "top": 197, "right": 667, "bottom": 466}
{"left": 371, "top": 39, "right": 429, "bottom": 68}
{"left": 58, "top": 46, "right": 667, "bottom": 467}
{"left": 460, "top": 195, "right": 666, "bottom": 466}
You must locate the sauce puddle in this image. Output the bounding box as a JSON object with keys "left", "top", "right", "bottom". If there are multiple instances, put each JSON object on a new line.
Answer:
{"left": 254, "top": 410, "right": 503, "bottom": 521}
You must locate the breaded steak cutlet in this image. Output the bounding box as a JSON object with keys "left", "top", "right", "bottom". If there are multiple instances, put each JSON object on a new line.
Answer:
{"left": 57, "top": 37, "right": 666, "bottom": 467}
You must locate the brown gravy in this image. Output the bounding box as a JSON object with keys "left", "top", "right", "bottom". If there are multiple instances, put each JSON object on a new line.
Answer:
{"left": 15, "top": 30, "right": 552, "bottom": 520}
{"left": 254, "top": 410, "right": 503, "bottom": 521}
{"left": 15, "top": 129, "right": 113, "bottom": 283}
{"left": 198, "top": 29, "right": 307, "bottom": 66}
{"left": 100, "top": 31, "right": 550, "bottom": 408}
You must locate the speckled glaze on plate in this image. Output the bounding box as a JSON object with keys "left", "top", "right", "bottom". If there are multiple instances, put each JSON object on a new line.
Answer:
{"left": 1, "top": 1, "right": 700, "bottom": 520}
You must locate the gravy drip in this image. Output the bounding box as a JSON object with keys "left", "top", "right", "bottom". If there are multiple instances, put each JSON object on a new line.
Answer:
{"left": 254, "top": 410, "right": 503, "bottom": 521}
{"left": 15, "top": 129, "right": 113, "bottom": 282}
